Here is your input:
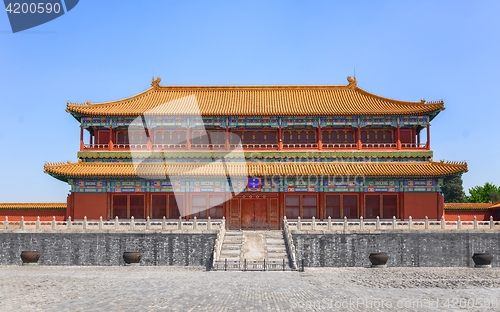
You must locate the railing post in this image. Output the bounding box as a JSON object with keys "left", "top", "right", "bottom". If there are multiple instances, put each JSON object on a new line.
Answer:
{"left": 264, "top": 259, "right": 266, "bottom": 271}
{"left": 457, "top": 216, "right": 461, "bottom": 230}
{"left": 83, "top": 216, "right": 87, "bottom": 230}
{"left": 99, "top": 216, "right": 103, "bottom": 230}
{"left": 146, "top": 216, "right": 151, "bottom": 230}
{"left": 473, "top": 216, "right": 477, "bottom": 229}
{"left": 327, "top": 216, "right": 332, "bottom": 230}
{"left": 115, "top": 216, "right": 119, "bottom": 229}
{"left": 193, "top": 216, "right": 197, "bottom": 230}
{"left": 36, "top": 216, "right": 40, "bottom": 230}
{"left": 224, "top": 258, "right": 227, "bottom": 271}
{"left": 244, "top": 259, "right": 247, "bottom": 272}
{"left": 207, "top": 216, "right": 212, "bottom": 230}
{"left": 3, "top": 216, "right": 7, "bottom": 230}
{"left": 283, "top": 258, "right": 286, "bottom": 271}
{"left": 360, "top": 216, "right": 364, "bottom": 230}
{"left": 392, "top": 216, "right": 396, "bottom": 230}
{"left": 20, "top": 216, "right": 25, "bottom": 230}
{"left": 490, "top": 216, "right": 494, "bottom": 229}
{"left": 343, "top": 216, "right": 348, "bottom": 231}
{"left": 178, "top": 216, "right": 182, "bottom": 230}
{"left": 425, "top": 216, "right": 428, "bottom": 230}
{"left": 297, "top": 217, "right": 302, "bottom": 231}
{"left": 440, "top": 215, "right": 445, "bottom": 229}
{"left": 130, "top": 216, "right": 135, "bottom": 230}
{"left": 376, "top": 216, "right": 380, "bottom": 230}
{"left": 408, "top": 216, "right": 412, "bottom": 230}
{"left": 311, "top": 216, "right": 316, "bottom": 231}
{"left": 51, "top": 216, "right": 56, "bottom": 231}
{"left": 162, "top": 216, "right": 166, "bottom": 230}
{"left": 67, "top": 216, "right": 72, "bottom": 230}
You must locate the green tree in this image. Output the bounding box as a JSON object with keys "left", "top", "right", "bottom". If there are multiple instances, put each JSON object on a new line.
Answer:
{"left": 466, "top": 182, "right": 500, "bottom": 203}
{"left": 441, "top": 174, "right": 465, "bottom": 203}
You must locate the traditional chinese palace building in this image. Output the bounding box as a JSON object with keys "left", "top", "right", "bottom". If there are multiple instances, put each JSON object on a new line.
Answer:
{"left": 38, "top": 76, "right": 469, "bottom": 229}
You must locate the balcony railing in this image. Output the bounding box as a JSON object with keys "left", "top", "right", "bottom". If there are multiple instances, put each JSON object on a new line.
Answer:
{"left": 152, "top": 143, "right": 187, "bottom": 149}
{"left": 191, "top": 143, "right": 227, "bottom": 149}
{"left": 282, "top": 143, "right": 318, "bottom": 149}
{"left": 82, "top": 142, "right": 428, "bottom": 151}
{"left": 83, "top": 143, "right": 109, "bottom": 149}
{"left": 322, "top": 143, "right": 357, "bottom": 149}
{"left": 361, "top": 143, "right": 397, "bottom": 149}
{"left": 401, "top": 143, "right": 427, "bottom": 149}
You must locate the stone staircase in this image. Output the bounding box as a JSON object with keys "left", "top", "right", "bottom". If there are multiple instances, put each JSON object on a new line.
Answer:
{"left": 264, "top": 231, "right": 288, "bottom": 261}
{"left": 218, "top": 230, "right": 289, "bottom": 264}
{"left": 219, "top": 231, "right": 244, "bottom": 261}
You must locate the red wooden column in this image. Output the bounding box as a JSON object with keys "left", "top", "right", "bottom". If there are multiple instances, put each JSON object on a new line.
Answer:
{"left": 225, "top": 126, "right": 229, "bottom": 150}
{"left": 79, "top": 126, "right": 84, "bottom": 150}
{"left": 278, "top": 126, "right": 283, "bottom": 150}
{"left": 186, "top": 127, "right": 191, "bottom": 150}
{"left": 109, "top": 126, "right": 114, "bottom": 150}
{"left": 317, "top": 118, "right": 322, "bottom": 150}
{"left": 396, "top": 126, "right": 401, "bottom": 150}
{"left": 426, "top": 125, "right": 431, "bottom": 150}
{"left": 356, "top": 126, "right": 362, "bottom": 150}
{"left": 147, "top": 128, "right": 153, "bottom": 150}
{"left": 90, "top": 131, "right": 93, "bottom": 145}
{"left": 417, "top": 130, "right": 421, "bottom": 147}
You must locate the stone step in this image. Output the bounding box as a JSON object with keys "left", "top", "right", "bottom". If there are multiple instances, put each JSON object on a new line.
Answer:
{"left": 220, "top": 249, "right": 241, "bottom": 256}
{"left": 225, "top": 231, "right": 243, "bottom": 236}
{"left": 266, "top": 246, "right": 286, "bottom": 252}
{"left": 222, "top": 244, "right": 242, "bottom": 249}
{"left": 216, "top": 257, "right": 240, "bottom": 262}
{"left": 265, "top": 238, "right": 285, "bottom": 245}
{"left": 265, "top": 232, "right": 283, "bottom": 238}
{"left": 267, "top": 250, "right": 287, "bottom": 255}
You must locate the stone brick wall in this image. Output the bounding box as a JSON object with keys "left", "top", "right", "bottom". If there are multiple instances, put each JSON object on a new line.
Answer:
{"left": 292, "top": 231, "right": 500, "bottom": 267}
{"left": 0, "top": 233, "right": 216, "bottom": 266}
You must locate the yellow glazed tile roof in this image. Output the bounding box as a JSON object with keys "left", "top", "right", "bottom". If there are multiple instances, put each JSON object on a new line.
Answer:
{"left": 444, "top": 203, "right": 492, "bottom": 210}
{"left": 489, "top": 202, "right": 500, "bottom": 209}
{"left": 66, "top": 77, "right": 444, "bottom": 117}
{"left": 0, "top": 203, "right": 66, "bottom": 210}
{"left": 44, "top": 160, "right": 467, "bottom": 178}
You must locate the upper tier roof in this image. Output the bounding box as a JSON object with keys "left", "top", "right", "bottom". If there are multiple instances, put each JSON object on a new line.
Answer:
{"left": 44, "top": 160, "right": 467, "bottom": 181}
{"left": 66, "top": 76, "right": 444, "bottom": 117}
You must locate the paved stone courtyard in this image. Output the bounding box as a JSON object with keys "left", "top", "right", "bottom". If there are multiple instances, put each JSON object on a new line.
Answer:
{"left": 1, "top": 266, "right": 500, "bottom": 311}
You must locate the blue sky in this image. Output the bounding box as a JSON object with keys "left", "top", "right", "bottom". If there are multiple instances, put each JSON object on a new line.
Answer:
{"left": 0, "top": 1, "right": 499, "bottom": 202}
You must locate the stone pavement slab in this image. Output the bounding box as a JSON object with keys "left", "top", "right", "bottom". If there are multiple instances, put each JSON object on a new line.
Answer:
{"left": 1, "top": 266, "right": 500, "bottom": 311}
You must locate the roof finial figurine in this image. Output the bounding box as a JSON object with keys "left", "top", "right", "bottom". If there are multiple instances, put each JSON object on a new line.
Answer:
{"left": 151, "top": 76, "right": 161, "bottom": 91}
{"left": 347, "top": 75, "right": 357, "bottom": 89}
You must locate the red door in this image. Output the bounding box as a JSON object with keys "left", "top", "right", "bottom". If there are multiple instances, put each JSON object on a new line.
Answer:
{"left": 241, "top": 199, "right": 268, "bottom": 230}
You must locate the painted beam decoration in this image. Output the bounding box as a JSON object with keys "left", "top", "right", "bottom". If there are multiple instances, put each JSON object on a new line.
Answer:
{"left": 70, "top": 177, "right": 442, "bottom": 193}
{"left": 81, "top": 115, "right": 430, "bottom": 129}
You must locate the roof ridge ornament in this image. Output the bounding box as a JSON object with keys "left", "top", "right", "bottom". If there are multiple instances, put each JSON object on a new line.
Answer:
{"left": 347, "top": 76, "right": 357, "bottom": 89}
{"left": 151, "top": 76, "right": 161, "bottom": 91}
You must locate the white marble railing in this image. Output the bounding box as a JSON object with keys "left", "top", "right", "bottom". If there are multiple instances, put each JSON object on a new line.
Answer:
{"left": 282, "top": 217, "right": 297, "bottom": 270}
{"left": 213, "top": 218, "right": 226, "bottom": 266}
{"left": 284, "top": 216, "right": 500, "bottom": 232}
{"left": 0, "top": 216, "right": 223, "bottom": 232}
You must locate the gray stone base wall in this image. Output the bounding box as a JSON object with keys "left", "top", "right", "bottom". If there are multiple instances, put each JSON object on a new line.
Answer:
{"left": 292, "top": 231, "right": 500, "bottom": 267}
{"left": 0, "top": 233, "right": 216, "bottom": 266}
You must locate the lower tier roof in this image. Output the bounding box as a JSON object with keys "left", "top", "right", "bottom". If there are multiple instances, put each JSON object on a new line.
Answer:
{"left": 44, "top": 160, "right": 467, "bottom": 182}
{"left": 0, "top": 203, "right": 67, "bottom": 210}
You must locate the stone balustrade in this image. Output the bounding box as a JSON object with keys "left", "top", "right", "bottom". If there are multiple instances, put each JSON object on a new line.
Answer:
{"left": 284, "top": 215, "right": 500, "bottom": 232}
{"left": 0, "top": 216, "right": 224, "bottom": 233}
